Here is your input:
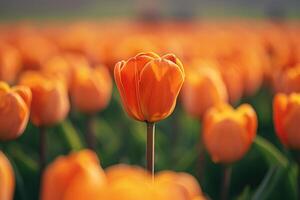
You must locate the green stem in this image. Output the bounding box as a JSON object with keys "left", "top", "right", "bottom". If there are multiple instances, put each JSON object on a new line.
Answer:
{"left": 146, "top": 122, "right": 155, "bottom": 177}
{"left": 221, "top": 165, "right": 232, "bottom": 200}
{"left": 85, "top": 115, "right": 96, "bottom": 150}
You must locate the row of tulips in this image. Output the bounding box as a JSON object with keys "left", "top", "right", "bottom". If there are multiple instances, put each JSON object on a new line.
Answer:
{"left": 0, "top": 20, "right": 300, "bottom": 199}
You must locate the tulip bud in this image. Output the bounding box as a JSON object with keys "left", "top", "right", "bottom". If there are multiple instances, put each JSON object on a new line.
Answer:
{"left": 19, "top": 71, "right": 70, "bottom": 126}
{"left": 0, "top": 82, "right": 31, "bottom": 140}
{"left": 182, "top": 65, "right": 228, "bottom": 119}
{"left": 203, "top": 103, "right": 257, "bottom": 163}
{"left": 156, "top": 171, "right": 202, "bottom": 199}
{"left": 0, "top": 151, "right": 15, "bottom": 200}
{"left": 273, "top": 93, "right": 300, "bottom": 149}
{"left": 41, "top": 150, "right": 106, "bottom": 200}
{"left": 217, "top": 60, "right": 244, "bottom": 103}
{"left": 71, "top": 65, "right": 112, "bottom": 113}
{"left": 114, "top": 52, "right": 185, "bottom": 122}
{"left": 275, "top": 65, "right": 300, "bottom": 94}
{"left": 0, "top": 42, "right": 21, "bottom": 83}
{"left": 42, "top": 56, "right": 74, "bottom": 88}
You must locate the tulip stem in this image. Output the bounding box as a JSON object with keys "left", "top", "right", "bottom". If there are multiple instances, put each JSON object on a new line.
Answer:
{"left": 39, "top": 126, "right": 47, "bottom": 174}
{"left": 146, "top": 122, "right": 155, "bottom": 177}
{"left": 85, "top": 115, "right": 96, "bottom": 150}
{"left": 221, "top": 165, "right": 232, "bottom": 200}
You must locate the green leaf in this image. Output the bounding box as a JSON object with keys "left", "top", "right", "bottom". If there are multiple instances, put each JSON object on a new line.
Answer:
{"left": 235, "top": 186, "right": 251, "bottom": 200}
{"left": 6, "top": 144, "right": 38, "bottom": 173}
{"left": 58, "top": 120, "right": 83, "bottom": 151}
{"left": 252, "top": 166, "right": 283, "bottom": 200}
{"left": 253, "top": 136, "right": 288, "bottom": 167}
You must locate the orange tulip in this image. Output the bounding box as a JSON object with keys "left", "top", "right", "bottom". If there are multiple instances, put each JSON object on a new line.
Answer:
{"left": 19, "top": 71, "right": 70, "bottom": 126}
{"left": 71, "top": 65, "right": 112, "bottom": 113}
{"left": 105, "top": 164, "right": 150, "bottom": 184}
{"left": 203, "top": 103, "right": 257, "bottom": 163}
{"left": 104, "top": 165, "right": 201, "bottom": 200}
{"left": 0, "top": 82, "right": 31, "bottom": 140}
{"left": 0, "top": 152, "right": 15, "bottom": 200}
{"left": 275, "top": 65, "right": 300, "bottom": 94}
{"left": 182, "top": 65, "right": 228, "bottom": 119}
{"left": 156, "top": 171, "right": 202, "bottom": 199}
{"left": 217, "top": 60, "right": 244, "bottom": 103}
{"left": 41, "top": 150, "right": 106, "bottom": 200}
{"left": 114, "top": 52, "right": 185, "bottom": 122}
{"left": 14, "top": 32, "right": 57, "bottom": 70}
{"left": 0, "top": 42, "right": 21, "bottom": 83}
{"left": 273, "top": 93, "right": 300, "bottom": 149}
{"left": 42, "top": 56, "right": 74, "bottom": 88}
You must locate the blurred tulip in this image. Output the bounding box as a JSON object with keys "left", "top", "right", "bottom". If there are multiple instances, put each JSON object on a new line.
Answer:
{"left": 273, "top": 93, "right": 300, "bottom": 149}
{"left": 275, "top": 64, "right": 300, "bottom": 94}
{"left": 71, "top": 65, "right": 112, "bottom": 113}
{"left": 106, "top": 164, "right": 150, "bottom": 184}
{"left": 19, "top": 71, "right": 70, "bottom": 126}
{"left": 182, "top": 65, "right": 228, "bottom": 119}
{"left": 217, "top": 61, "right": 244, "bottom": 103}
{"left": 0, "top": 151, "right": 15, "bottom": 200}
{"left": 0, "top": 82, "right": 31, "bottom": 140}
{"left": 14, "top": 32, "right": 57, "bottom": 70}
{"left": 104, "top": 165, "right": 202, "bottom": 200}
{"left": 114, "top": 52, "right": 185, "bottom": 122}
{"left": 0, "top": 43, "right": 21, "bottom": 83}
{"left": 41, "top": 150, "right": 106, "bottom": 200}
{"left": 42, "top": 56, "right": 74, "bottom": 88}
{"left": 203, "top": 103, "right": 257, "bottom": 163}
{"left": 156, "top": 171, "right": 202, "bottom": 199}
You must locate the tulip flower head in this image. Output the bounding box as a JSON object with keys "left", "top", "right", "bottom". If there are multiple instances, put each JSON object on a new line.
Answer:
{"left": 273, "top": 93, "right": 300, "bottom": 149}
{"left": 203, "top": 103, "right": 257, "bottom": 163}
{"left": 41, "top": 150, "right": 106, "bottom": 200}
{"left": 71, "top": 65, "right": 112, "bottom": 113}
{"left": 19, "top": 71, "right": 70, "bottom": 127}
{"left": 114, "top": 52, "right": 185, "bottom": 122}
{"left": 0, "top": 151, "right": 15, "bottom": 200}
{"left": 275, "top": 65, "right": 300, "bottom": 94}
{"left": 182, "top": 65, "right": 228, "bottom": 119}
{"left": 0, "top": 42, "right": 21, "bottom": 83}
{"left": 0, "top": 82, "right": 31, "bottom": 140}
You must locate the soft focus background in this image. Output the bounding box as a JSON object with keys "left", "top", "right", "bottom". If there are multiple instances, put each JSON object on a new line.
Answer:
{"left": 0, "top": 0, "right": 300, "bottom": 20}
{"left": 1, "top": 0, "right": 300, "bottom": 200}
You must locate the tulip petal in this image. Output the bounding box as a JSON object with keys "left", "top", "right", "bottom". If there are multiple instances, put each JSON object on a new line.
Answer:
{"left": 238, "top": 104, "right": 258, "bottom": 144}
{"left": 138, "top": 58, "right": 184, "bottom": 122}
{"left": 273, "top": 94, "right": 289, "bottom": 145}
{"left": 12, "top": 86, "right": 32, "bottom": 107}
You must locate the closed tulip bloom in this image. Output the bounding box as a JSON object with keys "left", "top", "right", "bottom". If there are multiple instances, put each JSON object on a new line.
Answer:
{"left": 182, "top": 66, "right": 228, "bottom": 119}
{"left": 105, "top": 164, "right": 150, "bottom": 184}
{"left": 0, "top": 43, "right": 21, "bottom": 83}
{"left": 156, "top": 171, "right": 202, "bottom": 199}
{"left": 41, "top": 150, "right": 106, "bottom": 200}
{"left": 71, "top": 65, "right": 112, "bottom": 113}
{"left": 42, "top": 56, "right": 74, "bottom": 88}
{"left": 273, "top": 93, "right": 300, "bottom": 149}
{"left": 218, "top": 61, "right": 244, "bottom": 103}
{"left": 0, "top": 151, "right": 15, "bottom": 200}
{"left": 19, "top": 71, "right": 70, "bottom": 126}
{"left": 0, "top": 82, "right": 31, "bottom": 140}
{"left": 114, "top": 52, "right": 185, "bottom": 122}
{"left": 203, "top": 103, "right": 257, "bottom": 163}
{"left": 275, "top": 65, "right": 300, "bottom": 94}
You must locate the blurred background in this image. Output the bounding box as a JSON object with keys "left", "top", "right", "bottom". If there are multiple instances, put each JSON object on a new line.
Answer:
{"left": 0, "top": 0, "right": 300, "bottom": 21}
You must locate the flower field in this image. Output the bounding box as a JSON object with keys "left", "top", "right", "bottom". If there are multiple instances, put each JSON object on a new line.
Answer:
{"left": 0, "top": 20, "right": 300, "bottom": 200}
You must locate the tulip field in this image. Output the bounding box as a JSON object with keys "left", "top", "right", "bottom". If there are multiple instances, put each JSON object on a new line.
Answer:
{"left": 0, "top": 20, "right": 300, "bottom": 200}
